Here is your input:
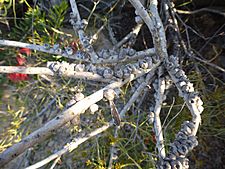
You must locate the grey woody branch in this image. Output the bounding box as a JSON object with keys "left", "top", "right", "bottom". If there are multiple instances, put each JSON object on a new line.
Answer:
{"left": 166, "top": 55, "right": 203, "bottom": 135}
{"left": 25, "top": 67, "right": 158, "bottom": 169}
{"left": 69, "top": 0, "right": 99, "bottom": 62}
{"left": 152, "top": 67, "right": 166, "bottom": 159}
{"left": 0, "top": 55, "right": 159, "bottom": 82}
{"left": 0, "top": 39, "right": 155, "bottom": 64}
{"left": 25, "top": 123, "right": 112, "bottom": 169}
{"left": 128, "top": 0, "right": 168, "bottom": 60}
{"left": 128, "top": 0, "right": 203, "bottom": 168}
{"left": 96, "top": 48, "right": 155, "bottom": 64}
{"left": 0, "top": 65, "right": 110, "bottom": 82}
{"left": 0, "top": 40, "right": 88, "bottom": 62}
{"left": 0, "top": 60, "right": 160, "bottom": 166}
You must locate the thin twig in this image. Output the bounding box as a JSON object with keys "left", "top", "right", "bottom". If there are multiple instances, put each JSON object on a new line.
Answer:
{"left": 133, "top": 88, "right": 149, "bottom": 141}
{"left": 113, "top": 23, "right": 143, "bottom": 50}
{"left": 199, "top": 23, "right": 225, "bottom": 52}
{"left": 190, "top": 51, "right": 225, "bottom": 73}
{"left": 25, "top": 124, "right": 111, "bottom": 169}
{"left": 49, "top": 157, "right": 61, "bottom": 169}
{"left": 161, "top": 97, "right": 175, "bottom": 129}
{"left": 163, "top": 102, "right": 186, "bottom": 137}
{"left": 175, "top": 8, "right": 225, "bottom": 17}
{"left": 37, "top": 98, "right": 56, "bottom": 116}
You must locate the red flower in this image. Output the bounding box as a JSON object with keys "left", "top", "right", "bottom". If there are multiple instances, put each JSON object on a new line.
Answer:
{"left": 16, "top": 53, "right": 27, "bottom": 66}
{"left": 7, "top": 48, "right": 31, "bottom": 82}
{"left": 7, "top": 73, "right": 29, "bottom": 82}
{"left": 19, "top": 48, "right": 31, "bottom": 56}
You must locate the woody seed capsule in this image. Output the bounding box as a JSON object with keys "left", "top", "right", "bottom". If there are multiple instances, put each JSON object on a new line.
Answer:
{"left": 74, "top": 93, "right": 84, "bottom": 101}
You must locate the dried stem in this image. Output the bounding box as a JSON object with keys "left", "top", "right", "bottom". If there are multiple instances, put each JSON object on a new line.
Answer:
{"left": 49, "top": 157, "right": 61, "bottom": 169}
{"left": 0, "top": 66, "right": 111, "bottom": 82}
{"left": 95, "top": 48, "right": 155, "bottom": 64}
{"left": 0, "top": 40, "right": 86, "bottom": 61}
{"left": 0, "top": 66, "right": 54, "bottom": 75}
{"left": 153, "top": 67, "right": 166, "bottom": 159}
{"left": 120, "top": 70, "right": 156, "bottom": 119}
{"left": 175, "top": 7, "right": 225, "bottom": 17}
{"left": 107, "top": 127, "right": 119, "bottom": 169}
{"left": 113, "top": 23, "right": 143, "bottom": 50}
{"left": 107, "top": 70, "right": 156, "bottom": 168}
{"left": 0, "top": 39, "right": 156, "bottom": 65}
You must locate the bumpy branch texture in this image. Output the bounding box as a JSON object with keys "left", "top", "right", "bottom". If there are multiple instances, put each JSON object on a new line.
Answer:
{"left": 0, "top": 60, "right": 160, "bottom": 166}
{"left": 128, "top": 0, "right": 203, "bottom": 168}
{"left": 26, "top": 69, "right": 157, "bottom": 169}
